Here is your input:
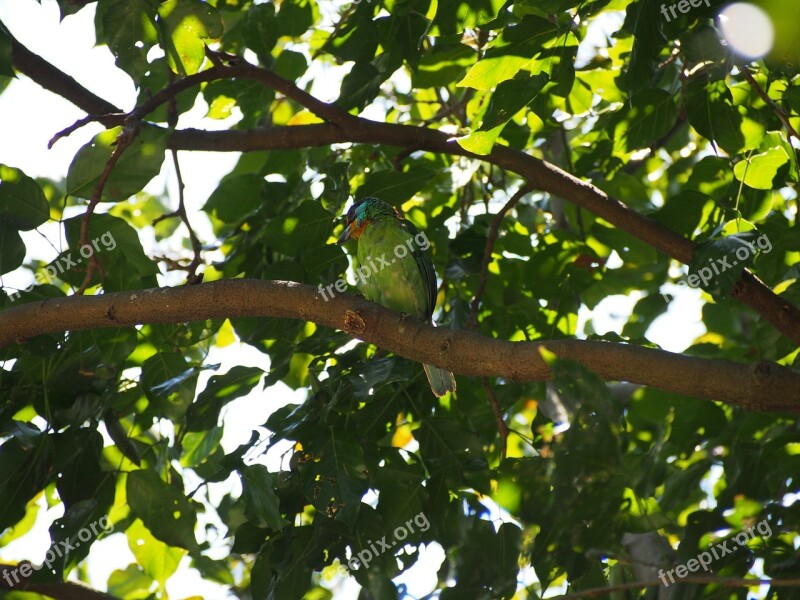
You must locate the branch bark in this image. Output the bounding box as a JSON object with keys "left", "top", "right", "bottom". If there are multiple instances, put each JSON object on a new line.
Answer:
{"left": 168, "top": 122, "right": 800, "bottom": 344}
{"left": 1, "top": 280, "right": 798, "bottom": 413}
{"left": 0, "top": 563, "right": 119, "bottom": 600}
{"left": 7, "top": 36, "right": 800, "bottom": 346}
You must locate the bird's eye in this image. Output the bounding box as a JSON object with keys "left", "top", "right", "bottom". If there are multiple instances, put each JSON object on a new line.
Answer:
{"left": 346, "top": 206, "right": 355, "bottom": 223}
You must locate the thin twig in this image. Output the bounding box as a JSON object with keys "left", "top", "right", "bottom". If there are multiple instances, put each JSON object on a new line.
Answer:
{"left": 49, "top": 55, "right": 357, "bottom": 149}
{"left": 48, "top": 113, "right": 124, "bottom": 148}
{"left": 469, "top": 184, "right": 532, "bottom": 326}
{"left": 481, "top": 377, "right": 508, "bottom": 459}
{"left": 169, "top": 148, "right": 203, "bottom": 283}
{"left": 738, "top": 62, "right": 800, "bottom": 142}
{"left": 76, "top": 123, "right": 139, "bottom": 294}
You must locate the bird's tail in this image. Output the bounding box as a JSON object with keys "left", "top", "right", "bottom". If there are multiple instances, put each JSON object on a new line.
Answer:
{"left": 423, "top": 364, "right": 456, "bottom": 397}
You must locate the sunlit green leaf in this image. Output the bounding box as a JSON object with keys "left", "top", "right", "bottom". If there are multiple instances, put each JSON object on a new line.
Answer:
{"left": 66, "top": 125, "right": 168, "bottom": 201}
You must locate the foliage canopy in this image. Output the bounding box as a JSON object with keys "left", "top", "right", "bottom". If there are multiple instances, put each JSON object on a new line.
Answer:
{"left": 0, "top": 0, "right": 799, "bottom": 598}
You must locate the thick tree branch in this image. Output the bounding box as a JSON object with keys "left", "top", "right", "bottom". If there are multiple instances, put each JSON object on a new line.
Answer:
{"left": 0, "top": 280, "right": 798, "bottom": 413}
{"left": 0, "top": 563, "right": 119, "bottom": 600}
{"left": 555, "top": 575, "right": 800, "bottom": 599}
{"left": 9, "top": 36, "right": 121, "bottom": 117}
{"left": 9, "top": 37, "right": 800, "bottom": 345}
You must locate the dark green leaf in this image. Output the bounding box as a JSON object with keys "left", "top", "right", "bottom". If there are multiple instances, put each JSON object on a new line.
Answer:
{"left": 127, "top": 470, "right": 199, "bottom": 551}
{"left": 102, "top": 0, "right": 158, "bottom": 79}
{"left": 239, "top": 464, "right": 287, "bottom": 530}
{"left": 186, "top": 365, "right": 263, "bottom": 431}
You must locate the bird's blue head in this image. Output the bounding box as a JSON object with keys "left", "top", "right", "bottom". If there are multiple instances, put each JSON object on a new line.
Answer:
{"left": 336, "top": 197, "right": 397, "bottom": 244}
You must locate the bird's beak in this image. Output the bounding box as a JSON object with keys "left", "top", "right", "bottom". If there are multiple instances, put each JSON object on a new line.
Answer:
{"left": 336, "top": 222, "right": 353, "bottom": 245}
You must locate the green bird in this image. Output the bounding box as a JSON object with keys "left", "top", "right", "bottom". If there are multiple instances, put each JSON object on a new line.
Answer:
{"left": 336, "top": 197, "right": 456, "bottom": 397}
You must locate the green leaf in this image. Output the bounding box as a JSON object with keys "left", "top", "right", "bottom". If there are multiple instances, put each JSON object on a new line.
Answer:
{"left": 416, "top": 417, "right": 490, "bottom": 492}
{"left": 456, "top": 125, "right": 504, "bottom": 155}
{"left": 322, "top": 9, "right": 379, "bottom": 63}
{"left": 61, "top": 213, "right": 159, "bottom": 292}
{"left": 239, "top": 464, "right": 287, "bottom": 530}
{"left": 245, "top": 3, "right": 279, "bottom": 66}
{"left": 126, "top": 518, "right": 187, "bottom": 586}
{"left": 206, "top": 94, "right": 236, "bottom": 119}
{"left": 141, "top": 353, "right": 198, "bottom": 421}
{"left": 274, "top": 49, "right": 308, "bottom": 82}
{"left": 66, "top": 125, "right": 168, "bottom": 201}
{"left": 689, "top": 232, "right": 756, "bottom": 297}
{"left": 0, "top": 223, "right": 26, "bottom": 275}
{"left": 299, "top": 430, "right": 368, "bottom": 526}
{"left": 107, "top": 564, "right": 155, "bottom": 598}
{"left": 377, "top": 10, "right": 430, "bottom": 70}
{"left": 733, "top": 147, "right": 790, "bottom": 190}
{"left": 102, "top": 0, "right": 158, "bottom": 79}
{"left": 660, "top": 461, "right": 711, "bottom": 511}
{"left": 204, "top": 174, "right": 264, "bottom": 223}
{"left": 480, "top": 75, "right": 547, "bottom": 131}
{"left": 785, "top": 83, "right": 800, "bottom": 114}
{"left": 625, "top": 0, "right": 666, "bottom": 91}
{"left": 276, "top": 0, "right": 316, "bottom": 38}
{"left": 186, "top": 365, "right": 263, "bottom": 431}
{"left": 617, "top": 89, "right": 677, "bottom": 151}
{"left": 263, "top": 200, "right": 333, "bottom": 256}
{"left": 457, "top": 56, "right": 531, "bottom": 90}
{"left": 490, "top": 15, "right": 559, "bottom": 58}
{"left": 180, "top": 427, "right": 223, "bottom": 467}
{"left": 0, "top": 435, "right": 54, "bottom": 531}
{"left": 250, "top": 546, "right": 272, "bottom": 599}
{"left": 268, "top": 526, "right": 314, "bottom": 599}
{"left": 0, "top": 22, "right": 14, "bottom": 78}
{"left": 336, "top": 62, "right": 383, "bottom": 111}
{"left": 0, "top": 164, "right": 50, "bottom": 230}
{"left": 356, "top": 165, "right": 436, "bottom": 205}
{"left": 652, "top": 190, "right": 712, "bottom": 237}
{"left": 55, "top": 0, "right": 90, "bottom": 20}
{"left": 158, "top": 0, "right": 224, "bottom": 75}
{"left": 412, "top": 41, "right": 473, "bottom": 88}
{"left": 684, "top": 79, "right": 745, "bottom": 154}
{"left": 127, "top": 470, "right": 199, "bottom": 551}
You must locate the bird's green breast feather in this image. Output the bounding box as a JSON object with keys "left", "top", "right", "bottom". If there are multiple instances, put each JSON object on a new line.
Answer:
{"left": 356, "top": 218, "right": 436, "bottom": 320}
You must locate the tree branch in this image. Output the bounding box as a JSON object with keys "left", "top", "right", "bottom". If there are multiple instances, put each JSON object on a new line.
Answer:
{"left": 168, "top": 122, "right": 800, "bottom": 345}
{"left": 0, "top": 280, "right": 798, "bottom": 412}
{"left": 0, "top": 563, "right": 119, "bottom": 600}
{"left": 9, "top": 35, "right": 121, "bottom": 117}
{"left": 554, "top": 575, "right": 800, "bottom": 599}
{"left": 9, "top": 37, "right": 800, "bottom": 345}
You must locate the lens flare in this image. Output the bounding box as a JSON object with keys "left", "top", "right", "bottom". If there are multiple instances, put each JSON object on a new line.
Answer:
{"left": 718, "top": 2, "right": 775, "bottom": 59}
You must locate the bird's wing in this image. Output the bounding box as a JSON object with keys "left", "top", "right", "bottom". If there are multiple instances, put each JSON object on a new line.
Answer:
{"left": 398, "top": 218, "right": 438, "bottom": 320}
